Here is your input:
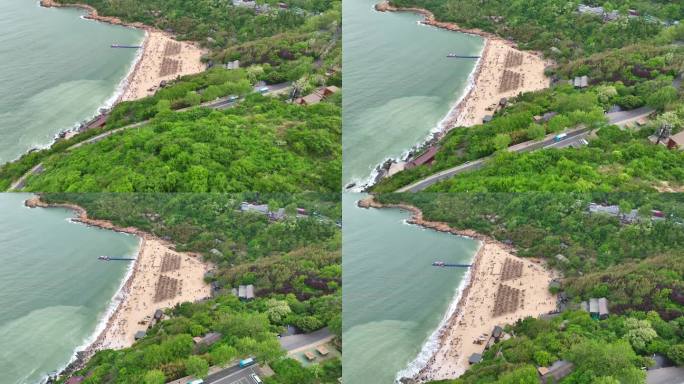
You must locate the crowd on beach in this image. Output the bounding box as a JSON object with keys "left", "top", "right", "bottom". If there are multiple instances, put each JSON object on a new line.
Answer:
{"left": 359, "top": 198, "right": 556, "bottom": 383}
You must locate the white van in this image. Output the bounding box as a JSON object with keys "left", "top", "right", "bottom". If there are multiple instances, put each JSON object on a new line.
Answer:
{"left": 250, "top": 373, "right": 263, "bottom": 384}
{"left": 189, "top": 380, "right": 204, "bottom": 384}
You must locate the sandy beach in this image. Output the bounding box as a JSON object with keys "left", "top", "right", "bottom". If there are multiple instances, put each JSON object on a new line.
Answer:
{"left": 25, "top": 197, "right": 211, "bottom": 367}
{"left": 358, "top": 197, "right": 557, "bottom": 381}
{"left": 372, "top": 1, "right": 551, "bottom": 179}
{"left": 40, "top": 0, "right": 206, "bottom": 101}
{"left": 376, "top": 1, "right": 550, "bottom": 130}
{"left": 120, "top": 30, "right": 205, "bottom": 101}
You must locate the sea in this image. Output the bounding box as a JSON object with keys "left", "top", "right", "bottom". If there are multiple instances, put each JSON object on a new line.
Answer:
{"left": 342, "top": 194, "right": 480, "bottom": 383}
{"left": 0, "top": 193, "right": 140, "bottom": 384}
{"left": 0, "top": 0, "right": 144, "bottom": 164}
{"left": 342, "top": 0, "right": 484, "bottom": 189}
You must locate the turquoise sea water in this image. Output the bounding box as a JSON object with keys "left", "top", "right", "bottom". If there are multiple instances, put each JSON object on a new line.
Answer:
{"left": 342, "top": 0, "right": 484, "bottom": 188}
{"left": 0, "top": 1, "right": 144, "bottom": 163}
{"left": 342, "top": 194, "right": 480, "bottom": 383}
{"left": 0, "top": 194, "right": 140, "bottom": 384}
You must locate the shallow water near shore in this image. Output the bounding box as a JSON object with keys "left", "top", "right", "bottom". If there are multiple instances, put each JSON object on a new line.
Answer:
{"left": 342, "top": 194, "right": 479, "bottom": 383}
{"left": 0, "top": 1, "right": 143, "bottom": 164}
{"left": 342, "top": 0, "right": 483, "bottom": 188}
{"left": 0, "top": 193, "right": 140, "bottom": 384}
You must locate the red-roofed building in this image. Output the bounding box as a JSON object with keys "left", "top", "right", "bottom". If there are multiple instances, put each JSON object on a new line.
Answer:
{"left": 405, "top": 146, "right": 439, "bottom": 169}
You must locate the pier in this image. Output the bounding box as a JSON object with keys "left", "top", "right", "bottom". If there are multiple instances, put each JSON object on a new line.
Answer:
{"left": 446, "top": 54, "right": 480, "bottom": 59}
{"left": 432, "top": 261, "right": 471, "bottom": 268}
{"left": 98, "top": 256, "right": 135, "bottom": 261}
{"left": 111, "top": 44, "right": 142, "bottom": 49}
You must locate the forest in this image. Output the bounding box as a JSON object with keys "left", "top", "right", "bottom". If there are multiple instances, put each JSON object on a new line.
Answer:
{"left": 374, "top": 42, "right": 684, "bottom": 193}
{"left": 15, "top": 94, "right": 340, "bottom": 193}
{"left": 0, "top": 0, "right": 342, "bottom": 193}
{"left": 390, "top": 0, "right": 683, "bottom": 62}
{"left": 375, "top": 193, "right": 684, "bottom": 383}
{"left": 41, "top": 193, "right": 342, "bottom": 384}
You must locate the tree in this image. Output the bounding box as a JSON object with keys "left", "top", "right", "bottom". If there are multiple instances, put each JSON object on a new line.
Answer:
{"left": 185, "top": 355, "right": 209, "bottom": 379}
{"left": 646, "top": 86, "right": 677, "bottom": 109}
{"left": 667, "top": 344, "right": 684, "bottom": 366}
{"left": 143, "top": 370, "right": 166, "bottom": 384}
{"left": 527, "top": 124, "right": 546, "bottom": 141}
{"left": 493, "top": 133, "right": 512, "bottom": 151}
{"left": 624, "top": 318, "right": 658, "bottom": 352}
{"left": 211, "top": 344, "right": 238, "bottom": 365}
{"left": 533, "top": 350, "right": 554, "bottom": 366}
{"left": 266, "top": 299, "right": 292, "bottom": 323}
{"left": 498, "top": 365, "right": 539, "bottom": 384}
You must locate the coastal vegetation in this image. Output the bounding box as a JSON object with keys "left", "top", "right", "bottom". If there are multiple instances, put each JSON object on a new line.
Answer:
{"left": 390, "top": 0, "right": 683, "bottom": 62}
{"left": 0, "top": 0, "right": 341, "bottom": 193}
{"left": 18, "top": 95, "right": 340, "bottom": 193}
{"left": 374, "top": 43, "right": 684, "bottom": 193}
{"left": 374, "top": 193, "right": 684, "bottom": 382}
{"left": 41, "top": 193, "right": 341, "bottom": 384}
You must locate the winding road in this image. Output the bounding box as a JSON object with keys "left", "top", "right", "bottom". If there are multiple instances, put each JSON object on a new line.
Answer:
{"left": 6, "top": 83, "right": 291, "bottom": 191}
{"left": 394, "top": 106, "right": 656, "bottom": 193}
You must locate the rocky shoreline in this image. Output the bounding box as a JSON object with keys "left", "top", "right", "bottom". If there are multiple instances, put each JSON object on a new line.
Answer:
{"left": 40, "top": 0, "right": 150, "bottom": 30}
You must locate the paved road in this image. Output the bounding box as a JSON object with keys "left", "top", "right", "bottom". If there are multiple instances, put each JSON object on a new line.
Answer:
{"left": 395, "top": 126, "right": 590, "bottom": 192}
{"left": 607, "top": 106, "right": 654, "bottom": 126}
{"left": 279, "top": 327, "right": 333, "bottom": 351}
{"left": 6, "top": 82, "right": 291, "bottom": 191}
{"left": 394, "top": 101, "right": 663, "bottom": 193}
{"left": 201, "top": 327, "right": 332, "bottom": 384}
{"left": 205, "top": 364, "right": 261, "bottom": 384}
{"left": 646, "top": 367, "right": 684, "bottom": 384}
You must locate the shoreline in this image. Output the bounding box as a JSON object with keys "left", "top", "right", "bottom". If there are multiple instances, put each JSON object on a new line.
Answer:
{"left": 358, "top": 196, "right": 557, "bottom": 382}
{"left": 25, "top": 196, "right": 211, "bottom": 380}
{"left": 394, "top": 240, "right": 483, "bottom": 383}
{"left": 37, "top": 0, "right": 205, "bottom": 140}
{"left": 358, "top": 1, "right": 551, "bottom": 190}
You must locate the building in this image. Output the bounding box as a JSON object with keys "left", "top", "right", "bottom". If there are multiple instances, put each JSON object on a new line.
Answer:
{"left": 238, "top": 284, "right": 255, "bottom": 300}
{"left": 666, "top": 131, "right": 684, "bottom": 150}
{"left": 195, "top": 332, "right": 222, "bottom": 347}
{"left": 296, "top": 86, "right": 339, "bottom": 106}
{"left": 589, "top": 298, "right": 599, "bottom": 319}
{"left": 405, "top": 146, "right": 439, "bottom": 169}
{"left": 240, "top": 202, "right": 287, "bottom": 221}
{"left": 588, "top": 203, "right": 620, "bottom": 215}
{"left": 134, "top": 330, "right": 147, "bottom": 340}
{"left": 223, "top": 60, "right": 240, "bottom": 70}
{"left": 305, "top": 351, "right": 316, "bottom": 361}
{"left": 573, "top": 76, "right": 589, "bottom": 88}
{"left": 66, "top": 378, "right": 85, "bottom": 384}
{"left": 298, "top": 92, "right": 325, "bottom": 105}
{"left": 483, "top": 115, "right": 494, "bottom": 123}
{"left": 578, "top": 4, "right": 605, "bottom": 17}
{"left": 582, "top": 297, "right": 609, "bottom": 320}
{"left": 154, "top": 309, "right": 164, "bottom": 321}
{"left": 539, "top": 360, "right": 574, "bottom": 383}
{"left": 240, "top": 202, "right": 270, "bottom": 214}
{"left": 323, "top": 85, "right": 340, "bottom": 97}
{"left": 468, "top": 353, "right": 482, "bottom": 365}
{"left": 598, "top": 297, "right": 609, "bottom": 319}
{"left": 316, "top": 345, "right": 329, "bottom": 356}
{"left": 492, "top": 325, "right": 503, "bottom": 340}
